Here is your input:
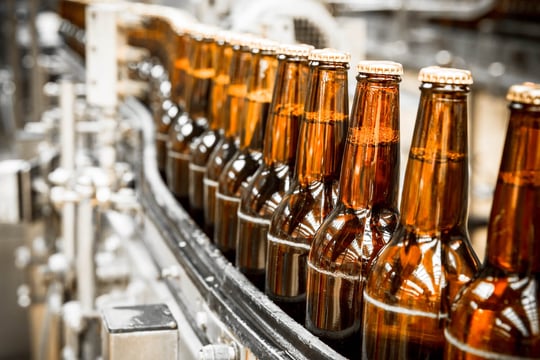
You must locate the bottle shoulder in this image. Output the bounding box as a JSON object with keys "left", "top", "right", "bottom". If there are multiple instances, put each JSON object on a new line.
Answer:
{"left": 168, "top": 112, "right": 206, "bottom": 151}
{"left": 268, "top": 181, "right": 338, "bottom": 242}
{"left": 190, "top": 130, "right": 220, "bottom": 164}
{"left": 447, "top": 272, "right": 540, "bottom": 356}
{"left": 239, "top": 163, "right": 293, "bottom": 217}
{"left": 205, "top": 138, "right": 237, "bottom": 179}
{"left": 365, "top": 225, "right": 479, "bottom": 311}
{"left": 217, "top": 149, "right": 262, "bottom": 195}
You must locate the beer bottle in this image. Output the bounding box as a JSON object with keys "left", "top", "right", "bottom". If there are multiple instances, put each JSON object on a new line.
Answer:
{"left": 214, "top": 38, "right": 279, "bottom": 262}
{"left": 265, "top": 49, "right": 350, "bottom": 324}
{"left": 361, "top": 66, "right": 480, "bottom": 359}
{"left": 305, "top": 60, "right": 402, "bottom": 358}
{"left": 203, "top": 34, "right": 253, "bottom": 237}
{"left": 236, "top": 43, "right": 313, "bottom": 290}
{"left": 154, "top": 19, "right": 189, "bottom": 178}
{"left": 188, "top": 31, "right": 234, "bottom": 229}
{"left": 445, "top": 83, "right": 540, "bottom": 359}
{"left": 166, "top": 26, "right": 216, "bottom": 208}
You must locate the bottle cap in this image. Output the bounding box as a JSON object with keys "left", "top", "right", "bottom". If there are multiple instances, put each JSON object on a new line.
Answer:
{"left": 214, "top": 30, "right": 236, "bottom": 44}
{"left": 418, "top": 66, "right": 473, "bottom": 85}
{"left": 507, "top": 83, "right": 540, "bottom": 105}
{"left": 228, "top": 33, "right": 258, "bottom": 47}
{"left": 308, "top": 48, "right": 351, "bottom": 63}
{"left": 357, "top": 60, "right": 403, "bottom": 75}
{"left": 277, "top": 44, "right": 314, "bottom": 58}
{"left": 248, "top": 37, "right": 280, "bottom": 53}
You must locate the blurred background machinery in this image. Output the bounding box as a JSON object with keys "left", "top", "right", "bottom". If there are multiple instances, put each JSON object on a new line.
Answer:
{"left": 0, "top": 0, "right": 539, "bottom": 359}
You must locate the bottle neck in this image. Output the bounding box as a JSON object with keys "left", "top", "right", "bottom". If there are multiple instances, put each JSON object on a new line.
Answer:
{"left": 486, "top": 102, "right": 540, "bottom": 274}
{"left": 224, "top": 46, "right": 251, "bottom": 139}
{"left": 185, "top": 38, "right": 215, "bottom": 120}
{"left": 294, "top": 62, "right": 349, "bottom": 184}
{"left": 171, "top": 34, "right": 189, "bottom": 108}
{"left": 339, "top": 73, "right": 400, "bottom": 210}
{"left": 239, "top": 51, "right": 278, "bottom": 151}
{"left": 209, "top": 42, "right": 232, "bottom": 131}
{"left": 263, "top": 55, "right": 308, "bottom": 165}
{"left": 400, "top": 83, "right": 469, "bottom": 234}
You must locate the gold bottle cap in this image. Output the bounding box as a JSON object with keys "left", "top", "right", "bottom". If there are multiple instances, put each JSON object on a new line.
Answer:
{"left": 248, "top": 37, "right": 280, "bottom": 52}
{"left": 213, "top": 30, "right": 236, "bottom": 43}
{"left": 228, "top": 33, "right": 258, "bottom": 47}
{"left": 418, "top": 66, "right": 473, "bottom": 85}
{"left": 308, "top": 48, "right": 351, "bottom": 63}
{"left": 356, "top": 60, "right": 403, "bottom": 75}
{"left": 277, "top": 44, "right": 314, "bottom": 57}
{"left": 507, "top": 83, "right": 540, "bottom": 105}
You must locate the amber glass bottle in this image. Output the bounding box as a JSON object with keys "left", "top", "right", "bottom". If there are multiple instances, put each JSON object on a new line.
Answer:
{"left": 188, "top": 31, "right": 233, "bottom": 229}
{"left": 236, "top": 44, "right": 313, "bottom": 290}
{"left": 305, "top": 61, "right": 402, "bottom": 358}
{"left": 361, "top": 66, "right": 480, "bottom": 359}
{"left": 265, "top": 49, "right": 350, "bottom": 324}
{"left": 203, "top": 34, "right": 253, "bottom": 238}
{"left": 445, "top": 83, "right": 540, "bottom": 359}
{"left": 155, "top": 23, "right": 191, "bottom": 177}
{"left": 166, "top": 26, "right": 215, "bottom": 207}
{"left": 214, "top": 38, "right": 279, "bottom": 263}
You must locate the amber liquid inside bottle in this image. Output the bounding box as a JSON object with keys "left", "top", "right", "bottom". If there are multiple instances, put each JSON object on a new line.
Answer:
{"left": 156, "top": 31, "right": 189, "bottom": 177}
{"left": 166, "top": 37, "right": 212, "bottom": 208}
{"left": 214, "top": 95, "right": 271, "bottom": 262}
{"left": 204, "top": 44, "right": 251, "bottom": 237}
{"left": 445, "top": 99, "right": 540, "bottom": 359}
{"left": 236, "top": 118, "right": 300, "bottom": 289}
{"left": 266, "top": 58, "right": 349, "bottom": 324}
{"left": 189, "top": 41, "right": 231, "bottom": 229}
{"left": 236, "top": 53, "right": 308, "bottom": 290}
{"left": 305, "top": 72, "right": 401, "bottom": 359}
{"left": 361, "top": 82, "right": 480, "bottom": 360}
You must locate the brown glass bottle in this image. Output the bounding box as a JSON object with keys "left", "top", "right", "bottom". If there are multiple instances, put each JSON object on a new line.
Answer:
{"left": 214, "top": 38, "right": 279, "bottom": 263}
{"left": 155, "top": 23, "right": 191, "bottom": 177}
{"left": 444, "top": 83, "right": 540, "bottom": 359}
{"left": 188, "top": 31, "right": 233, "bottom": 229}
{"left": 203, "top": 35, "right": 253, "bottom": 238}
{"left": 305, "top": 61, "right": 403, "bottom": 358}
{"left": 236, "top": 44, "right": 312, "bottom": 291}
{"left": 361, "top": 66, "right": 480, "bottom": 360}
{"left": 265, "top": 49, "right": 350, "bottom": 324}
{"left": 166, "top": 26, "right": 215, "bottom": 208}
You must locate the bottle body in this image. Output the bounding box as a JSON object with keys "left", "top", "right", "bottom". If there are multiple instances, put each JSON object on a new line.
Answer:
{"left": 189, "top": 37, "right": 230, "bottom": 227}
{"left": 361, "top": 68, "right": 480, "bottom": 359}
{"left": 203, "top": 41, "right": 251, "bottom": 237}
{"left": 265, "top": 50, "right": 350, "bottom": 324}
{"left": 157, "top": 29, "right": 190, "bottom": 177}
{"left": 214, "top": 91, "right": 272, "bottom": 261}
{"left": 445, "top": 85, "right": 540, "bottom": 359}
{"left": 236, "top": 48, "right": 310, "bottom": 290}
{"left": 306, "top": 65, "right": 402, "bottom": 358}
{"left": 214, "top": 43, "right": 278, "bottom": 262}
{"left": 166, "top": 33, "right": 214, "bottom": 207}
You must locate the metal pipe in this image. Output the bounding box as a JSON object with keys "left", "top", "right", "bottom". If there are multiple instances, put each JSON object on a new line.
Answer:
{"left": 62, "top": 200, "right": 76, "bottom": 280}
{"left": 76, "top": 189, "right": 95, "bottom": 313}
{"left": 59, "top": 79, "right": 75, "bottom": 173}
{"left": 29, "top": 0, "right": 43, "bottom": 123}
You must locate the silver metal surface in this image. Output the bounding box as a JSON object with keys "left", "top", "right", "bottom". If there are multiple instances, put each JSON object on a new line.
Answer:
{"left": 101, "top": 304, "right": 178, "bottom": 360}
{"left": 0, "top": 159, "right": 31, "bottom": 223}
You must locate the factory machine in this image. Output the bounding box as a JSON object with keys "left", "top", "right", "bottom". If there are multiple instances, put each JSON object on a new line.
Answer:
{"left": 0, "top": 0, "right": 538, "bottom": 359}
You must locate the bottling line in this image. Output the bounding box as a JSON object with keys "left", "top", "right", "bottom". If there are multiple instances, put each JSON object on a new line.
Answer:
{"left": 0, "top": 1, "right": 538, "bottom": 359}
